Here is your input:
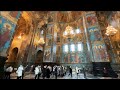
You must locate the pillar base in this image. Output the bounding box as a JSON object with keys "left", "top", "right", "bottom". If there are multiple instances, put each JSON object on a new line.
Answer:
{"left": 0, "top": 56, "right": 8, "bottom": 79}
{"left": 92, "top": 62, "right": 118, "bottom": 78}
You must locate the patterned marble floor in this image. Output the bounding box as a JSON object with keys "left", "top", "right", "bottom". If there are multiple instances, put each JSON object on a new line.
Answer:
{"left": 10, "top": 72, "right": 120, "bottom": 79}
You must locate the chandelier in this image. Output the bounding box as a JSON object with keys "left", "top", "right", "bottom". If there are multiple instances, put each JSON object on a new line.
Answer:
{"left": 63, "top": 25, "right": 75, "bottom": 40}
{"left": 105, "top": 25, "right": 118, "bottom": 36}
{"left": 17, "top": 33, "right": 24, "bottom": 39}
{"left": 38, "top": 37, "right": 45, "bottom": 45}
{"left": 18, "top": 35, "right": 22, "bottom": 39}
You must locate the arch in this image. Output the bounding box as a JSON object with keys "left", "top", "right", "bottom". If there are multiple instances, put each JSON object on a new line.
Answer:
{"left": 36, "top": 50, "right": 43, "bottom": 57}
{"left": 7, "top": 47, "right": 18, "bottom": 66}
{"left": 10, "top": 47, "right": 18, "bottom": 62}
{"left": 35, "top": 50, "right": 43, "bottom": 64}
{"left": 12, "top": 47, "right": 18, "bottom": 54}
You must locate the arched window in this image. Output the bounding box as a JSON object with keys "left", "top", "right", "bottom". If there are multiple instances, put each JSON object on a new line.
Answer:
{"left": 70, "top": 44, "right": 75, "bottom": 52}
{"left": 77, "top": 43, "right": 82, "bottom": 51}
{"left": 76, "top": 28, "right": 80, "bottom": 33}
{"left": 76, "top": 28, "right": 81, "bottom": 34}
{"left": 41, "top": 30, "right": 43, "bottom": 34}
{"left": 64, "top": 44, "right": 68, "bottom": 52}
{"left": 63, "top": 31, "right": 67, "bottom": 35}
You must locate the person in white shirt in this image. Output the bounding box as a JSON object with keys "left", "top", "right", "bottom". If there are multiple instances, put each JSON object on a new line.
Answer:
{"left": 75, "top": 67, "right": 79, "bottom": 78}
{"left": 37, "top": 65, "right": 42, "bottom": 79}
{"left": 34, "top": 66, "right": 40, "bottom": 79}
{"left": 5, "top": 66, "right": 13, "bottom": 79}
{"left": 16, "top": 65, "right": 24, "bottom": 79}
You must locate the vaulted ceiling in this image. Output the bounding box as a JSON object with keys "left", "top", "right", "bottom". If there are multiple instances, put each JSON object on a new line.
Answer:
{"left": 14, "top": 11, "right": 84, "bottom": 37}
{"left": 14, "top": 11, "right": 120, "bottom": 38}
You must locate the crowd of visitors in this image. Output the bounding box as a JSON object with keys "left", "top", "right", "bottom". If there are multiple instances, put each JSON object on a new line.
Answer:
{"left": 3, "top": 64, "right": 86, "bottom": 79}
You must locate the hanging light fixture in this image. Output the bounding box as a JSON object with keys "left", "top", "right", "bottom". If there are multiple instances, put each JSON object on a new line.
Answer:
{"left": 75, "top": 21, "right": 81, "bottom": 34}
{"left": 105, "top": 25, "right": 118, "bottom": 36}
{"left": 63, "top": 11, "right": 75, "bottom": 41}
{"left": 18, "top": 35, "right": 22, "bottom": 39}
{"left": 105, "top": 25, "right": 118, "bottom": 63}
{"left": 63, "top": 25, "right": 75, "bottom": 40}
{"left": 17, "top": 33, "right": 24, "bottom": 39}
{"left": 38, "top": 37, "right": 45, "bottom": 45}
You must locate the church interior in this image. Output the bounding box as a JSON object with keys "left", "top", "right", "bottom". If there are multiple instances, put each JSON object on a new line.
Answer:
{"left": 0, "top": 11, "right": 120, "bottom": 79}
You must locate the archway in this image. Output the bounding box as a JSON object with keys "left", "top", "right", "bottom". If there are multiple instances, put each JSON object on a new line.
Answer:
{"left": 10, "top": 47, "right": 18, "bottom": 62}
{"left": 8, "top": 47, "right": 18, "bottom": 66}
{"left": 35, "top": 50, "right": 43, "bottom": 65}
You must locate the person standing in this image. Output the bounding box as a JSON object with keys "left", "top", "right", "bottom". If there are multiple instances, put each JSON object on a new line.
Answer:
{"left": 22, "top": 65, "right": 25, "bottom": 79}
{"left": 42, "top": 65, "right": 47, "bottom": 79}
{"left": 103, "top": 67, "right": 108, "bottom": 77}
{"left": 60, "top": 66, "right": 64, "bottom": 77}
{"left": 38, "top": 65, "right": 41, "bottom": 79}
{"left": 46, "top": 66, "right": 50, "bottom": 79}
{"left": 54, "top": 66, "right": 58, "bottom": 79}
{"left": 83, "top": 67, "right": 86, "bottom": 79}
{"left": 75, "top": 67, "right": 79, "bottom": 79}
{"left": 34, "top": 66, "right": 40, "bottom": 79}
{"left": 69, "top": 66, "right": 72, "bottom": 77}
{"left": 16, "top": 65, "right": 24, "bottom": 79}
{"left": 5, "top": 66, "right": 13, "bottom": 79}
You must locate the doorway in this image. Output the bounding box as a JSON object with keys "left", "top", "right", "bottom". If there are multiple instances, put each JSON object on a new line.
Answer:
{"left": 8, "top": 47, "right": 18, "bottom": 66}
{"left": 35, "top": 50, "right": 43, "bottom": 65}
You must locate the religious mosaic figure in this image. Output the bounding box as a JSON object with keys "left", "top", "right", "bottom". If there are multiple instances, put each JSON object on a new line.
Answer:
{"left": 64, "top": 54, "right": 68, "bottom": 63}
{"left": 70, "top": 54, "right": 75, "bottom": 63}
{"left": 74, "top": 53, "right": 80, "bottom": 63}
{"left": 94, "top": 30, "right": 101, "bottom": 41}
{"left": 44, "top": 50, "right": 50, "bottom": 62}
{"left": 0, "top": 22, "right": 12, "bottom": 48}
{"left": 67, "top": 53, "right": 71, "bottom": 63}
{"left": 9, "top": 11, "right": 19, "bottom": 18}
{"left": 98, "top": 45, "right": 107, "bottom": 61}
{"left": 87, "top": 15, "right": 97, "bottom": 27}
{"left": 93, "top": 45, "right": 100, "bottom": 62}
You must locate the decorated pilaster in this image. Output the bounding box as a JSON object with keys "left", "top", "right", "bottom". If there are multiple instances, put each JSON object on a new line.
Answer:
{"left": 0, "top": 11, "right": 21, "bottom": 57}
{"left": 84, "top": 11, "right": 110, "bottom": 62}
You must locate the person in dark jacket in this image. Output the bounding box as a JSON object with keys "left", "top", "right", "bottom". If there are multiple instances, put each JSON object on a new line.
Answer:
{"left": 42, "top": 65, "right": 47, "bottom": 79}
{"left": 54, "top": 66, "right": 58, "bottom": 79}
{"left": 83, "top": 67, "right": 86, "bottom": 79}
{"left": 69, "top": 66, "right": 72, "bottom": 77}
{"left": 46, "top": 67, "right": 50, "bottom": 79}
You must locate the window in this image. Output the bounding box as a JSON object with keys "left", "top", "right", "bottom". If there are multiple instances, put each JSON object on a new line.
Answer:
{"left": 70, "top": 30, "right": 74, "bottom": 34}
{"left": 78, "top": 43, "right": 82, "bottom": 51}
{"left": 70, "top": 44, "right": 75, "bottom": 52}
{"left": 41, "top": 30, "right": 43, "bottom": 34}
{"left": 76, "top": 29, "right": 81, "bottom": 34}
{"left": 64, "top": 31, "right": 67, "bottom": 35}
{"left": 64, "top": 44, "right": 68, "bottom": 52}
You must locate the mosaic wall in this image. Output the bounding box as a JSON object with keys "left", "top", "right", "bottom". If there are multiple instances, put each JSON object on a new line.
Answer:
{"left": 43, "top": 11, "right": 118, "bottom": 64}
{"left": 60, "top": 17, "right": 89, "bottom": 64}
{"left": 44, "top": 13, "right": 91, "bottom": 64}
{"left": 85, "top": 12, "right": 109, "bottom": 62}
{"left": 43, "top": 24, "right": 54, "bottom": 62}
{"left": 0, "top": 11, "right": 21, "bottom": 57}
{"left": 61, "top": 44, "right": 86, "bottom": 64}
{"left": 108, "top": 11, "right": 120, "bottom": 63}
{"left": 92, "top": 41, "right": 109, "bottom": 62}
{"left": 96, "top": 11, "right": 120, "bottom": 63}
{"left": 87, "top": 27, "right": 102, "bottom": 41}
